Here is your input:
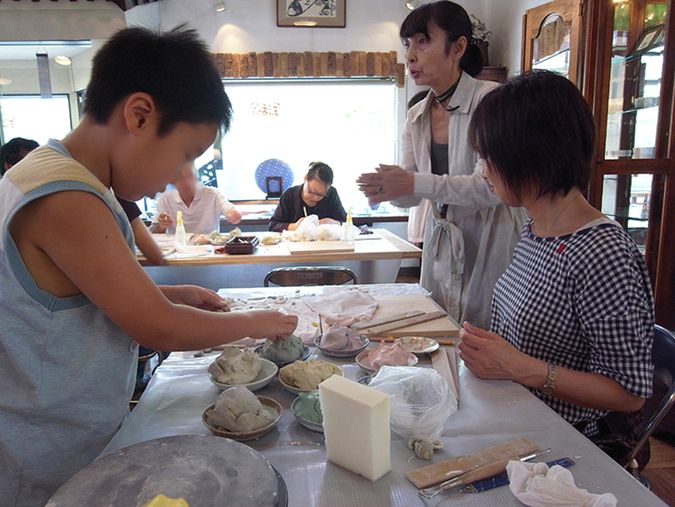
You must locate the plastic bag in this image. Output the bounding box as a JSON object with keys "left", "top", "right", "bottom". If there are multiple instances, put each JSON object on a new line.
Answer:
{"left": 282, "top": 214, "right": 357, "bottom": 242}
{"left": 369, "top": 366, "right": 457, "bottom": 442}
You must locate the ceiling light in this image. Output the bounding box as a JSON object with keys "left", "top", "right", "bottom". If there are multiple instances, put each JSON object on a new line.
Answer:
{"left": 214, "top": 1, "right": 225, "bottom": 12}
{"left": 54, "top": 55, "right": 72, "bottom": 66}
{"left": 405, "top": 0, "right": 419, "bottom": 10}
{"left": 293, "top": 20, "right": 318, "bottom": 27}
{"left": 0, "top": 77, "right": 12, "bottom": 86}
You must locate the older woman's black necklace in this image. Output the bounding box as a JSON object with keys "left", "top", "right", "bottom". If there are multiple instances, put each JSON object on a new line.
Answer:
{"left": 433, "top": 77, "right": 460, "bottom": 112}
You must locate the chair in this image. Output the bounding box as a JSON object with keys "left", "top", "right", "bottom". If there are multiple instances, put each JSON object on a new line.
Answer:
{"left": 626, "top": 325, "right": 675, "bottom": 480}
{"left": 264, "top": 266, "right": 357, "bottom": 287}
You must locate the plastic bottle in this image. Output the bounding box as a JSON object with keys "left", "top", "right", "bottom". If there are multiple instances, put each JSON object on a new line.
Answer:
{"left": 344, "top": 209, "right": 354, "bottom": 243}
{"left": 175, "top": 210, "right": 187, "bottom": 246}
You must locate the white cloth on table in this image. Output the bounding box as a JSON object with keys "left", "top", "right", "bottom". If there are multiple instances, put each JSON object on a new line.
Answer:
{"left": 506, "top": 460, "right": 618, "bottom": 507}
{"left": 304, "top": 290, "right": 378, "bottom": 326}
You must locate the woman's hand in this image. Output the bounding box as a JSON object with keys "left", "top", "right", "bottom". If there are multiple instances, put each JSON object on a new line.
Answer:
{"left": 161, "top": 285, "right": 230, "bottom": 312}
{"left": 288, "top": 217, "right": 305, "bottom": 231}
{"left": 356, "top": 164, "right": 415, "bottom": 206}
{"left": 458, "top": 322, "right": 546, "bottom": 385}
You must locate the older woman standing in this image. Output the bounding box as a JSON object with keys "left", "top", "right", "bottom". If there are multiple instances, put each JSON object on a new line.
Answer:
{"left": 358, "top": 1, "right": 525, "bottom": 328}
{"left": 460, "top": 70, "right": 653, "bottom": 467}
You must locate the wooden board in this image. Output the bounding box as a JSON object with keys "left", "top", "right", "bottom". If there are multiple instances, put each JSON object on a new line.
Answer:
{"left": 285, "top": 241, "right": 355, "bottom": 255}
{"left": 367, "top": 295, "right": 459, "bottom": 338}
{"left": 406, "top": 437, "right": 539, "bottom": 489}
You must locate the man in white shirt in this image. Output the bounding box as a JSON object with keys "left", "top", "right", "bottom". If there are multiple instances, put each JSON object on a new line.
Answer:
{"left": 151, "top": 164, "right": 241, "bottom": 234}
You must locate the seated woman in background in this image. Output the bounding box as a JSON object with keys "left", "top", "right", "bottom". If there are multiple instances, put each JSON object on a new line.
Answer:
{"left": 269, "top": 161, "right": 347, "bottom": 232}
{"left": 152, "top": 162, "right": 242, "bottom": 234}
{"left": 459, "top": 70, "right": 654, "bottom": 468}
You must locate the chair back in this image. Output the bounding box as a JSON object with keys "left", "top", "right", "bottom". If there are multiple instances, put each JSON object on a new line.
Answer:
{"left": 626, "top": 324, "right": 675, "bottom": 464}
{"left": 264, "top": 266, "right": 357, "bottom": 287}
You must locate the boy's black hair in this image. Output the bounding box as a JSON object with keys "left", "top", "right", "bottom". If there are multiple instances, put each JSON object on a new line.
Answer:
{"left": 307, "top": 161, "right": 334, "bottom": 186}
{"left": 469, "top": 70, "right": 596, "bottom": 199}
{"left": 84, "top": 26, "right": 232, "bottom": 136}
{"left": 400, "top": 1, "right": 483, "bottom": 77}
{"left": 0, "top": 137, "right": 39, "bottom": 174}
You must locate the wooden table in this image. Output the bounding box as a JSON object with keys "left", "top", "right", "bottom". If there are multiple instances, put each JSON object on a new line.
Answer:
{"left": 103, "top": 285, "right": 666, "bottom": 507}
{"left": 142, "top": 229, "right": 421, "bottom": 290}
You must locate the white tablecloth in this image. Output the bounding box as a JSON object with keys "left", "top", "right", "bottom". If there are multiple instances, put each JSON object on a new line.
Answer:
{"left": 103, "top": 285, "right": 665, "bottom": 507}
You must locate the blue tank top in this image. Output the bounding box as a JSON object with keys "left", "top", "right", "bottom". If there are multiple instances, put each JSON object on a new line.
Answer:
{"left": 0, "top": 140, "right": 138, "bottom": 506}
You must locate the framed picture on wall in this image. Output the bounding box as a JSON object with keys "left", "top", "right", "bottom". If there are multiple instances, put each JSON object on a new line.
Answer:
{"left": 277, "top": 0, "right": 346, "bottom": 28}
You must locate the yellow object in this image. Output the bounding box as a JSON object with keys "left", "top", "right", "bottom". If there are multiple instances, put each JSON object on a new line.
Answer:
{"left": 142, "top": 494, "right": 190, "bottom": 507}
{"left": 344, "top": 210, "right": 354, "bottom": 243}
{"left": 175, "top": 210, "right": 187, "bottom": 246}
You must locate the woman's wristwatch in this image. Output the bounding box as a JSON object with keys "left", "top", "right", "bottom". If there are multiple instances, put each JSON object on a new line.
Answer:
{"left": 539, "top": 363, "right": 558, "bottom": 396}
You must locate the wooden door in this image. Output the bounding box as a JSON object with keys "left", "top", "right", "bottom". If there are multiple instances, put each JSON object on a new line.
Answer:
{"left": 522, "top": 0, "right": 585, "bottom": 85}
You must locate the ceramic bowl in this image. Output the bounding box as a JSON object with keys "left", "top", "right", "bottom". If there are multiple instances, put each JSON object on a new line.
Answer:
{"left": 202, "top": 396, "right": 282, "bottom": 442}
{"left": 208, "top": 357, "right": 278, "bottom": 392}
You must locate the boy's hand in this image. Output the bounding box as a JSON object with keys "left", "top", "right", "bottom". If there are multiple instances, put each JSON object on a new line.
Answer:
{"left": 247, "top": 310, "right": 298, "bottom": 340}
{"left": 161, "top": 285, "right": 229, "bottom": 311}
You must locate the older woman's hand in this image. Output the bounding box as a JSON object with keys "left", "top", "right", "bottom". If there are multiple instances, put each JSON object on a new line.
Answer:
{"left": 356, "top": 164, "right": 415, "bottom": 206}
{"left": 458, "top": 322, "right": 544, "bottom": 384}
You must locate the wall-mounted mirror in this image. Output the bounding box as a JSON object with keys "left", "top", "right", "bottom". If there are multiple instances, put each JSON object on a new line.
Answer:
{"left": 522, "top": 0, "right": 582, "bottom": 84}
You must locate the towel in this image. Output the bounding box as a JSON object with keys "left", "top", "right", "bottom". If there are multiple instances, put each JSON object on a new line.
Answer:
{"left": 506, "top": 460, "right": 617, "bottom": 507}
{"left": 304, "top": 290, "right": 378, "bottom": 326}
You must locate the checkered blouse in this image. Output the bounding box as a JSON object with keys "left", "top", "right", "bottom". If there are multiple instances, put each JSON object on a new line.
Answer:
{"left": 491, "top": 219, "right": 654, "bottom": 435}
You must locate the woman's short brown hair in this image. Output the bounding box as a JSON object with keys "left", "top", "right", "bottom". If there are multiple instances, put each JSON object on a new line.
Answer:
{"left": 469, "top": 70, "right": 596, "bottom": 199}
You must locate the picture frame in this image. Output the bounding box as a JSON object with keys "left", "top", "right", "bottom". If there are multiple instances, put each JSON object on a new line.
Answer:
{"left": 277, "top": 0, "right": 346, "bottom": 28}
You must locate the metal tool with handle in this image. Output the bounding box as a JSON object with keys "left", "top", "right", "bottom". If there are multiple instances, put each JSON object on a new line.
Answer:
{"left": 418, "top": 448, "right": 551, "bottom": 499}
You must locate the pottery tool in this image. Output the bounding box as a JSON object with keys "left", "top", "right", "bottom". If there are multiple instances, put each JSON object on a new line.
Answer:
{"left": 350, "top": 311, "right": 425, "bottom": 331}
{"left": 363, "top": 311, "right": 447, "bottom": 336}
{"left": 419, "top": 448, "right": 552, "bottom": 498}
{"left": 406, "top": 437, "right": 539, "bottom": 490}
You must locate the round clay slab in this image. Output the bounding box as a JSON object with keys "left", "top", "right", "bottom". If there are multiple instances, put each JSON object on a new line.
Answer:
{"left": 46, "top": 435, "right": 282, "bottom": 507}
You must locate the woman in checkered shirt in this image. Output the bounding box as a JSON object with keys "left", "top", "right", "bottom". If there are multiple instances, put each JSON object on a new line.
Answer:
{"left": 458, "top": 70, "right": 654, "bottom": 467}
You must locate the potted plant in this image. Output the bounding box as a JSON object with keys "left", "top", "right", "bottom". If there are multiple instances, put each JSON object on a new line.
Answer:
{"left": 470, "top": 14, "right": 492, "bottom": 66}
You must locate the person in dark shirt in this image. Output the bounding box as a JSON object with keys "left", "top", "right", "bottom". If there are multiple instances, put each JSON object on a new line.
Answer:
{"left": 117, "top": 197, "right": 164, "bottom": 265}
{"left": 269, "top": 161, "right": 347, "bottom": 232}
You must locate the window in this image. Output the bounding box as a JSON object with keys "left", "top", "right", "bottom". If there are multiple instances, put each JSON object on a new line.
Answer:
{"left": 0, "top": 94, "right": 72, "bottom": 145}
{"left": 197, "top": 79, "right": 398, "bottom": 214}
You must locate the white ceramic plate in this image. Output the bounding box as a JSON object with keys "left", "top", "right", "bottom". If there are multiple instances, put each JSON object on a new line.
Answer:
{"left": 313, "top": 335, "right": 369, "bottom": 358}
{"left": 202, "top": 397, "right": 282, "bottom": 441}
{"left": 394, "top": 336, "right": 440, "bottom": 355}
{"left": 278, "top": 361, "right": 343, "bottom": 395}
{"left": 355, "top": 349, "right": 418, "bottom": 373}
{"left": 207, "top": 358, "right": 278, "bottom": 392}
{"left": 254, "top": 344, "right": 311, "bottom": 367}
{"left": 290, "top": 395, "right": 323, "bottom": 433}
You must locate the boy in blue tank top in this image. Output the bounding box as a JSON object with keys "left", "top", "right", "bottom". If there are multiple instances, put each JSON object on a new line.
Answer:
{"left": 0, "top": 27, "right": 298, "bottom": 507}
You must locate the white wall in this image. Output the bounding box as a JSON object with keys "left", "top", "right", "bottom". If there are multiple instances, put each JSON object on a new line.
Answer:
{"left": 151, "top": 0, "right": 489, "bottom": 137}
{"left": 157, "top": 0, "right": 486, "bottom": 56}
{"left": 485, "top": 0, "right": 546, "bottom": 76}
{"left": 0, "top": 0, "right": 125, "bottom": 41}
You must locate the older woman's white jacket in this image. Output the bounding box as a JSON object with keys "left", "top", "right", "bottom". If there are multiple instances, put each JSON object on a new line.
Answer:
{"left": 394, "top": 72, "right": 528, "bottom": 328}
